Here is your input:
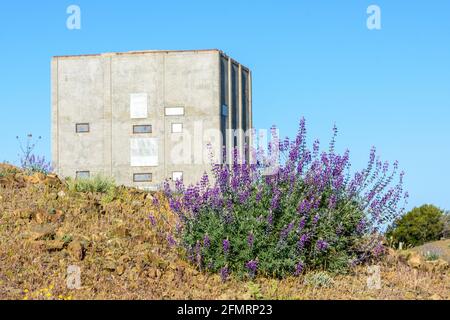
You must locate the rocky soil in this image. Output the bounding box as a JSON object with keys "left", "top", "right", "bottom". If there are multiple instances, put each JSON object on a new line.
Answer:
{"left": 0, "top": 165, "right": 448, "bottom": 300}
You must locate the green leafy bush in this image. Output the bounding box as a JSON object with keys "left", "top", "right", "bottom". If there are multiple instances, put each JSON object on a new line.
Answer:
{"left": 386, "top": 204, "right": 445, "bottom": 247}
{"left": 67, "top": 175, "right": 116, "bottom": 194}
{"left": 441, "top": 212, "right": 450, "bottom": 239}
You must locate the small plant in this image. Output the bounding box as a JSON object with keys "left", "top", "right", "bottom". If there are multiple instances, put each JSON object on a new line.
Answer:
{"left": 0, "top": 165, "right": 18, "bottom": 178}
{"left": 304, "top": 271, "right": 335, "bottom": 288}
{"left": 61, "top": 234, "right": 73, "bottom": 244}
{"left": 423, "top": 248, "right": 442, "bottom": 261}
{"left": 247, "top": 282, "right": 264, "bottom": 300}
{"left": 386, "top": 205, "right": 445, "bottom": 247}
{"left": 67, "top": 174, "right": 116, "bottom": 194}
{"left": 16, "top": 134, "right": 52, "bottom": 175}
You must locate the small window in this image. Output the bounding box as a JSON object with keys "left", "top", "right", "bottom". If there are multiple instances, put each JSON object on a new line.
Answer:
{"left": 76, "top": 123, "right": 90, "bottom": 133}
{"left": 171, "top": 123, "right": 183, "bottom": 133}
{"left": 165, "top": 107, "right": 185, "bottom": 116}
{"left": 133, "top": 125, "right": 152, "bottom": 134}
{"left": 172, "top": 171, "right": 183, "bottom": 181}
{"left": 133, "top": 173, "right": 152, "bottom": 182}
{"left": 221, "top": 105, "right": 228, "bottom": 117}
{"left": 76, "top": 171, "right": 90, "bottom": 179}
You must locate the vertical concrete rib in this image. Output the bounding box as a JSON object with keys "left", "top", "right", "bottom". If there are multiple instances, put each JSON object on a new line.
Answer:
{"left": 227, "top": 57, "right": 233, "bottom": 166}
{"left": 248, "top": 70, "right": 253, "bottom": 164}
{"left": 51, "top": 58, "right": 59, "bottom": 174}
{"left": 238, "top": 64, "right": 244, "bottom": 163}
{"left": 102, "top": 54, "right": 113, "bottom": 177}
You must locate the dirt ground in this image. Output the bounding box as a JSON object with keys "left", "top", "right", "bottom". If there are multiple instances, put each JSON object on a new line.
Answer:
{"left": 0, "top": 166, "right": 448, "bottom": 300}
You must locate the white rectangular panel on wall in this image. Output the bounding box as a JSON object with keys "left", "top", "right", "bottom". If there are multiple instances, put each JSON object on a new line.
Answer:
{"left": 165, "top": 107, "right": 184, "bottom": 116}
{"left": 130, "top": 138, "right": 158, "bottom": 167}
{"left": 130, "top": 93, "right": 148, "bottom": 119}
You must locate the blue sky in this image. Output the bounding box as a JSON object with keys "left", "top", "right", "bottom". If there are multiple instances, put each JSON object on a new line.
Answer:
{"left": 0, "top": 1, "right": 449, "bottom": 211}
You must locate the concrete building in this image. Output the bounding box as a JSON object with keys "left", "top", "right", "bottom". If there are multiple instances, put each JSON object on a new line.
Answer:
{"left": 51, "top": 49, "right": 252, "bottom": 189}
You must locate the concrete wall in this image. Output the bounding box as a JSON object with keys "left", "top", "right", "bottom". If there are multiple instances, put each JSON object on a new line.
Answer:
{"left": 52, "top": 49, "right": 251, "bottom": 188}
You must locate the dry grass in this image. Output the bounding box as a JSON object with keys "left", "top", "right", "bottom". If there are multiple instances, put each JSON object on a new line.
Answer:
{"left": 0, "top": 166, "right": 448, "bottom": 300}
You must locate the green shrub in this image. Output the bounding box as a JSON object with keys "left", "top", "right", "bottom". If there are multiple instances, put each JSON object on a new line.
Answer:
{"left": 304, "top": 271, "right": 335, "bottom": 288}
{"left": 67, "top": 175, "right": 116, "bottom": 194}
{"left": 386, "top": 205, "right": 445, "bottom": 247}
{"left": 423, "top": 249, "right": 442, "bottom": 261}
{"left": 441, "top": 212, "right": 450, "bottom": 239}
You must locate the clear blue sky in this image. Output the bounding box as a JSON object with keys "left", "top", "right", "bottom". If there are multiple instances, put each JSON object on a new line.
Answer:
{"left": 1, "top": 1, "right": 449, "bottom": 211}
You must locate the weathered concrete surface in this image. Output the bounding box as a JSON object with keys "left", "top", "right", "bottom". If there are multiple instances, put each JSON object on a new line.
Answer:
{"left": 52, "top": 49, "right": 252, "bottom": 188}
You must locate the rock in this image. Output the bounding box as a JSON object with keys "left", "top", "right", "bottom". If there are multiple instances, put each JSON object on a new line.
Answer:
{"left": 46, "top": 240, "right": 66, "bottom": 251}
{"left": 116, "top": 265, "right": 126, "bottom": 276}
{"left": 19, "top": 210, "right": 33, "bottom": 220}
{"left": 406, "top": 252, "right": 423, "bottom": 269}
{"left": 103, "top": 261, "right": 117, "bottom": 272}
{"left": 131, "top": 200, "right": 143, "bottom": 208}
{"left": 119, "top": 255, "right": 131, "bottom": 264}
{"left": 429, "top": 294, "right": 443, "bottom": 300}
{"left": 28, "top": 172, "right": 46, "bottom": 184}
{"left": 35, "top": 210, "right": 47, "bottom": 224}
{"left": 112, "top": 225, "right": 131, "bottom": 238}
{"left": 49, "top": 192, "right": 58, "bottom": 200}
{"left": 57, "top": 190, "right": 66, "bottom": 198}
{"left": 424, "top": 259, "right": 449, "bottom": 273}
{"left": 26, "top": 240, "right": 46, "bottom": 250}
{"left": 28, "top": 224, "right": 57, "bottom": 241}
{"left": 34, "top": 209, "right": 64, "bottom": 224}
{"left": 67, "top": 241, "right": 85, "bottom": 261}
{"left": 45, "top": 174, "right": 61, "bottom": 186}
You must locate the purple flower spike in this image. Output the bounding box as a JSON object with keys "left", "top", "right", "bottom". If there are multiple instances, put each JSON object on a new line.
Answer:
{"left": 203, "top": 234, "right": 211, "bottom": 248}
{"left": 148, "top": 214, "right": 156, "bottom": 227}
{"left": 294, "top": 261, "right": 304, "bottom": 276}
{"left": 316, "top": 239, "right": 329, "bottom": 252}
{"left": 247, "top": 232, "right": 254, "bottom": 248}
{"left": 220, "top": 267, "right": 230, "bottom": 282}
{"left": 223, "top": 239, "right": 230, "bottom": 254}
{"left": 246, "top": 260, "right": 258, "bottom": 277}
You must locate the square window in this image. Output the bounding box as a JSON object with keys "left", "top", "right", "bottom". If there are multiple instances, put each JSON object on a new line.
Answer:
{"left": 133, "top": 173, "right": 152, "bottom": 182}
{"left": 133, "top": 125, "right": 152, "bottom": 134}
{"left": 171, "top": 123, "right": 183, "bottom": 133}
{"left": 76, "top": 123, "right": 89, "bottom": 133}
{"left": 76, "top": 171, "right": 90, "bottom": 179}
{"left": 172, "top": 171, "right": 183, "bottom": 181}
{"left": 165, "top": 107, "right": 184, "bottom": 116}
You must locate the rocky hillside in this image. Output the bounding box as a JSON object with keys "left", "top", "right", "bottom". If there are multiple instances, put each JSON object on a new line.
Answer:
{"left": 0, "top": 165, "right": 448, "bottom": 300}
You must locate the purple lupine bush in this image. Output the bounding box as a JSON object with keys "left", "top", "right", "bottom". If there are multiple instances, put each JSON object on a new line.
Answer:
{"left": 16, "top": 134, "right": 52, "bottom": 175}
{"left": 152, "top": 118, "right": 408, "bottom": 279}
